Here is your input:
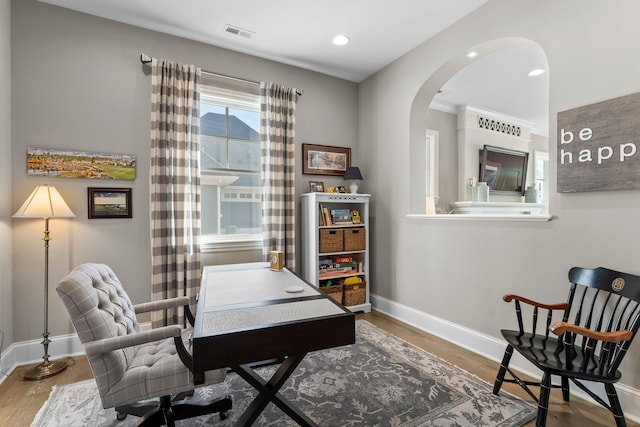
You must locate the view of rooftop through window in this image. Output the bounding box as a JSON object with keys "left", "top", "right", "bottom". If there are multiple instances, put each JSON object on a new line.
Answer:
{"left": 200, "top": 89, "right": 262, "bottom": 241}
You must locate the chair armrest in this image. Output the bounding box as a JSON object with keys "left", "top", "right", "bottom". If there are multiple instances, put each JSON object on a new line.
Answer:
{"left": 84, "top": 325, "right": 182, "bottom": 357}
{"left": 550, "top": 321, "right": 633, "bottom": 343}
{"left": 133, "top": 297, "right": 190, "bottom": 314}
{"left": 503, "top": 294, "right": 570, "bottom": 311}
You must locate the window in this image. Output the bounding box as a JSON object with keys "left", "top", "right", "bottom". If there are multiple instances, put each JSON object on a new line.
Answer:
{"left": 533, "top": 150, "right": 549, "bottom": 204}
{"left": 200, "top": 80, "right": 262, "bottom": 251}
{"left": 425, "top": 129, "right": 439, "bottom": 198}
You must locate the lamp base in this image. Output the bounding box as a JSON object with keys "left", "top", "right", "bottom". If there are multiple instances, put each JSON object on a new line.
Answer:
{"left": 23, "top": 358, "right": 68, "bottom": 381}
{"left": 349, "top": 183, "right": 359, "bottom": 194}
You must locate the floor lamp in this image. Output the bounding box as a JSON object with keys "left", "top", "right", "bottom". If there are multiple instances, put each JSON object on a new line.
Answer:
{"left": 13, "top": 184, "right": 75, "bottom": 380}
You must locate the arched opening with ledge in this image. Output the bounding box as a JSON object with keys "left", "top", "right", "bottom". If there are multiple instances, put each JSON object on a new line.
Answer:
{"left": 409, "top": 37, "right": 550, "bottom": 218}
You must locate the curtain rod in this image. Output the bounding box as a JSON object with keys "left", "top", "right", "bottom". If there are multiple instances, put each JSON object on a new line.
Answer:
{"left": 140, "top": 54, "right": 303, "bottom": 96}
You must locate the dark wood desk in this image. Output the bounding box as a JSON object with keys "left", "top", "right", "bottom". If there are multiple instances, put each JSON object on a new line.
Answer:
{"left": 192, "top": 262, "right": 355, "bottom": 426}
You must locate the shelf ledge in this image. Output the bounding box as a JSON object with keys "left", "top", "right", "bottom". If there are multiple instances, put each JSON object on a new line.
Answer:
{"left": 451, "top": 201, "right": 546, "bottom": 215}
{"left": 319, "top": 272, "right": 366, "bottom": 280}
{"left": 406, "top": 213, "right": 553, "bottom": 222}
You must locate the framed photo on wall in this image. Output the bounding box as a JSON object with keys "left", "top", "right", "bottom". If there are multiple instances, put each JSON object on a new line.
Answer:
{"left": 302, "top": 144, "right": 351, "bottom": 176}
{"left": 88, "top": 187, "right": 132, "bottom": 219}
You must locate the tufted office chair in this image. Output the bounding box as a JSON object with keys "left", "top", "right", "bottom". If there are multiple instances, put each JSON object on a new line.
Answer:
{"left": 56, "top": 263, "right": 232, "bottom": 426}
{"left": 493, "top": 266, "right": 640, "bottom": 427}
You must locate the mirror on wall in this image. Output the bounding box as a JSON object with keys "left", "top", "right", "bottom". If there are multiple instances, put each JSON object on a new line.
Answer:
{"left": 423, "top": 44, "right": 549, "bottom": 210}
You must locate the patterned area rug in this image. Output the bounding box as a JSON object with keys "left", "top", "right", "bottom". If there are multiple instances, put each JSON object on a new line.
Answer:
{"left": 32, "top": 320, "right": 535, "bottom": 426}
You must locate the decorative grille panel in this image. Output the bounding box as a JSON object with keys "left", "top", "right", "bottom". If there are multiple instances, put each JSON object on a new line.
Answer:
{"left": 478, "top": 116, "right": 521, "bottom": 137}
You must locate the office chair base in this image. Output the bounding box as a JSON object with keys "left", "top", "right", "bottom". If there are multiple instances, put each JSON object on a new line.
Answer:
{"left": 116, "top": 394, "right": 232, "bottom": 426}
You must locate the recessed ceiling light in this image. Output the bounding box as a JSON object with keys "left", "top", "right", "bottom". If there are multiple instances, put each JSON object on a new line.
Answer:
{"left": 466, "top": 51, "right": 478, "bottom": 58}
{"left": 528, "top": 68, "right": 546, "bottom": 77}
{"left": 332, "top": 35, "right": 350, "bottom": 46}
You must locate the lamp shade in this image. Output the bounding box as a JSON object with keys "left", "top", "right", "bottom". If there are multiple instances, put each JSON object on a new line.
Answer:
{"left": 344, "top": 166, "right": 363, "bottom": 181}
{"left": 13, "top": 185, "right": 75, "bottom": 219}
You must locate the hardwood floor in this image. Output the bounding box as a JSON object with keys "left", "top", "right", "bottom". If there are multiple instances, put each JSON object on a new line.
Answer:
{"left": 0, "top": 356, "right": 91, "bottom": 426}
{"left": 0, "top": 310, "right": 636, "bottom": 426}
{"left": 359, "top": 311, "right": 639, "bottom": 427}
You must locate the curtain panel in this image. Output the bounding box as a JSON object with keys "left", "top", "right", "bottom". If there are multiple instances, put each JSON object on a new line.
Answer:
{"left": 149, "top": 58, "right": 202, "bottom": 327}
{"left": 260, "top": 82, "right": 299, "bottom": 270}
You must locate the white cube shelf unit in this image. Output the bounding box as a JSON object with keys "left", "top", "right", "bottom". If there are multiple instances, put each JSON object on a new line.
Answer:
{"left": 301, "top": 192, "right": 371, "bottom": 313}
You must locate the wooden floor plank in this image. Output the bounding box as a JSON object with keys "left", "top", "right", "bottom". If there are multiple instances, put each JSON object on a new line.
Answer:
{"left": 0, "top": 310, "right": 636, "bottom": 426}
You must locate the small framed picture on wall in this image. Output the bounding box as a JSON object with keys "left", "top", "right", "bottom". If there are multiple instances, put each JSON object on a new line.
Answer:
{"left": 88, "top": 187, "right": 132, "bottom": 219}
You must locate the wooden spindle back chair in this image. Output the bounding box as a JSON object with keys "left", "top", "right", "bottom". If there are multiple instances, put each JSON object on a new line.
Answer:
{"left": 493, "top": 266, "right": 640, "bottom": 427}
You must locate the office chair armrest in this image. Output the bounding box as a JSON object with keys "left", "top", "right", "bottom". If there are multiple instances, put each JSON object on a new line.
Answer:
{"left": 133, "top": 297, "right": 196, "bottom": 326}
{"left": 503, "top": 294, "right": 570, "bottom": 311}
{"left": 550, "top": 321, "right": 633, "bottom": 343}
{"left": 133, "top": 297, "right": 190, "bottom": 314}
{"left": 84, "top": 325, "right": 182, "bottom": 356}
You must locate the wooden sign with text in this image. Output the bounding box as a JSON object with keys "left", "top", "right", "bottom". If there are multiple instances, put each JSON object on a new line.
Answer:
{"left": 557, "top": 92, "right": 640, "bottom": 192}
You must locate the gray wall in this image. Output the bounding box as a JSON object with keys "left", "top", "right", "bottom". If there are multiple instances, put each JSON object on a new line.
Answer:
{"left": 10, "top": 0, "right": 358, "bottom": 342}
{"left": 360, "top": 0, "right": 640, "bottom": 394}
{"left": 417, "top": 108, "right": 458, "bottom": 210}
{"left": 1, "top": 0, "right": 12, "bottom": 355}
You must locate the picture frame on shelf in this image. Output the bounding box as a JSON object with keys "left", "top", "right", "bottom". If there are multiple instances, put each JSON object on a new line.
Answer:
{"left": 309, "top": 181, "right": 325, "bottom": 192}
{"left": 302, "top": 144, "right": 351, "bottom": 176}
{"left": 88, "top": 187, "right": 132, "bottom": 219}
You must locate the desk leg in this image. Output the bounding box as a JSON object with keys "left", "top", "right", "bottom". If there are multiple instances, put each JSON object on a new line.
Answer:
{"left": 231, "top": 353, "right": 317, "bottom": 427}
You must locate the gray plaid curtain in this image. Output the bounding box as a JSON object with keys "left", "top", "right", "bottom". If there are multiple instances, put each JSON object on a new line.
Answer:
{"left": 149, "top": 57, "right": 201, "bottom": 327}
{"left": 260, "top": 82, "right": 299, "bottom": 270}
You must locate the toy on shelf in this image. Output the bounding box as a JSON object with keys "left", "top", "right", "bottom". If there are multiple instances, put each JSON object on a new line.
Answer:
{"left": 350, "top": 210, "right": 361, "bottom": 224}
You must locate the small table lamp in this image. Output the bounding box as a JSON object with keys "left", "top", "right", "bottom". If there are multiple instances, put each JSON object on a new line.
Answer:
{"left": 13, "top": 184, "right": 75, "bottom": 380}
{"left": 344, "top": 166, "right": 363, "bottom": 194}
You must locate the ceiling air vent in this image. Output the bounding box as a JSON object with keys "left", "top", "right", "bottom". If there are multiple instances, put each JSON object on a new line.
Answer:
{"left": 224, "top": 24, "right": 254, "bottom": 39}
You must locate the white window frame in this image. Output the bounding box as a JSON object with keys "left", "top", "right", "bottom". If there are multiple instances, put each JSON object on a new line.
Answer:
{"left": 199, "top": 82, "right": 262, "bottom": 253}
{"left": 533, "top": 150, "right": 549, "bottom": 204}
{"left": 425, "top": 129, "right": 439, "bottom": 198}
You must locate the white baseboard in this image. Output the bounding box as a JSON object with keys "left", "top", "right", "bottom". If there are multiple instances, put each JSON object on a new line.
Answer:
{"left": 371, "top": 293, "right": 640, "bottom": 424}
{"left": 0, "top": 322, "right": 153, "bottom": 385}
{"left": 0, "top": 333, "right": 83, "bottom": 385}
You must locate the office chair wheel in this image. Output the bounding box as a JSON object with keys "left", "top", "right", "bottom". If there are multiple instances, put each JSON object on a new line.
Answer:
{"left": 116, "top": 411, "right": 127, "bottom": 421}
{"left": 220, "top": 410, "right": 229, "bottom": 420}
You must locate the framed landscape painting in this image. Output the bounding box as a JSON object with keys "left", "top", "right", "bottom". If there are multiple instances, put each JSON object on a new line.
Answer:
{"left": 88, "top": 187, "right": 132, "bottom": 219}
{"left": 302, "top": 144, "right": 351, "bottom": 176}
{"left": 27, "top": 147, "right": 136, "bottom": 180}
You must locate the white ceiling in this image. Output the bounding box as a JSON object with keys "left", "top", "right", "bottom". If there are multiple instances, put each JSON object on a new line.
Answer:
{"left": 433, "top": 46, "right": 549, "bottom": 133}
{"left": 39, "top": 0, "right": 487, "bottom": 82}
{"left": 38, "top": 0, "right": 549, "bottom": 133}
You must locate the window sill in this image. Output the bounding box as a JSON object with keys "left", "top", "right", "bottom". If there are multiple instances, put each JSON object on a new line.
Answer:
{"left": 406, "top": 213, "right": 553, "bottom": 222}
{"left": 201, "top": 235, "right": 262, "bottom": 253}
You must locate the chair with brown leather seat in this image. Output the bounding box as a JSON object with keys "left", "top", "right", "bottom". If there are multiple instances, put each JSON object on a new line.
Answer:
{"left": 492, "top": 266, "right": 640, "bottom": 427}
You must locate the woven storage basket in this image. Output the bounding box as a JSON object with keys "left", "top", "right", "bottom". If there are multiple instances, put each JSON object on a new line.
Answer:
{"left": 343, "top": 228, "right": 365, "bottom": 251}
{"left": 320, "top": 284, "right": 344, "bottom": 304}
{"left": 319, "top": 229, "right": 343, "bottom": 253}
{"left": 343, "top": 281, "right": 366, "bottom": 306}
